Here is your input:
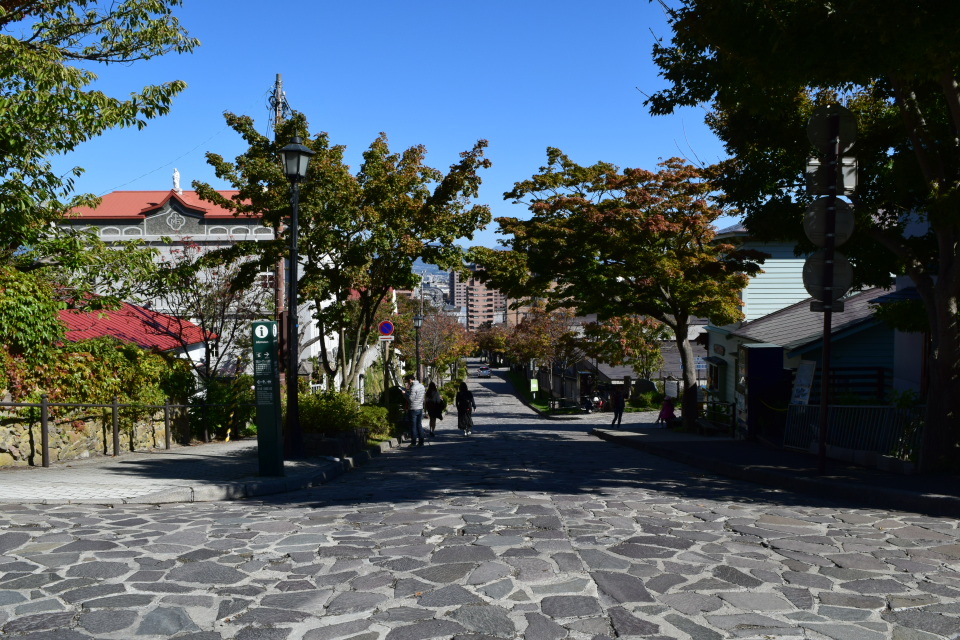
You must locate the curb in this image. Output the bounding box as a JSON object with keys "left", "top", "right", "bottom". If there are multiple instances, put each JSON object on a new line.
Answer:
{"left": 592, "top": 428, "right": 960, "bottom": 519}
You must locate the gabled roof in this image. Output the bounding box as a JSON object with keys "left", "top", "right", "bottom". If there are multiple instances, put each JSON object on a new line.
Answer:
{"left": 725, "top": 287, "right": 889, "bottom": 356}
{"left": 67, "top": 190, "right": 247, "bottom": 221}
{"left": 60, "top": 301, "right": 209, "bottom": 352}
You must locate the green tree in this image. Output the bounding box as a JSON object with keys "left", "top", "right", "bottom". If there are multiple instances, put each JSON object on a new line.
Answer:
{"left": 471, "top": 151, "right": 763, "bottom": 428}
{"left": 581, "top": 315, "right": 668, "bottom": 380}
{"left": 194, "top": 113, "right": 491, "bottom": 392}
{"left": 137, "top": 241, "right": 271, "bottom": 396}
{"left": 647, "top": 0, "right": 960, "bottom": 469}
{"left": 0, "top": 267, "right": 66, "bottom": 363}
{"left": 1, "top": 0, "right": 198, "bottom": 255}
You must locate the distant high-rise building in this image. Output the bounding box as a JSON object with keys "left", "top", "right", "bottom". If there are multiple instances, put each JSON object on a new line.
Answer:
{"left": 449, "top": 266, "right": 508, "bottom": 331}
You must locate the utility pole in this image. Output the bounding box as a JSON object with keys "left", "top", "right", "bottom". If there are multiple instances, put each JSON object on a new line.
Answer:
{"left": 270, "top": 74, "right": 288, "bottom": 328}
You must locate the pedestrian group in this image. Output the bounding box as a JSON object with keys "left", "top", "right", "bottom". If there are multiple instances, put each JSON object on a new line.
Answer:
{"left": 403, "top": 374, "right": 477, "bottom": 447}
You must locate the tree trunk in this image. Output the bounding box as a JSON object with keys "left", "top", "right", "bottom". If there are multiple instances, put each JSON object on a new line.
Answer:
{"left": 918, "top": 288, "right": 960, "bottom": 472}
{"left": 674, "top": 324, "right": 699, "bottom": 430}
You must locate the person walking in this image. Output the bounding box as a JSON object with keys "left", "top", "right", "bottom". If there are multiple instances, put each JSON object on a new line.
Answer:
{"left": 404, "top": 373, "right": 426, "bottom": 447}
{"left": 455, "top": 381, "right": 476, "bottom": 435}
{"left": 610, "top": 387, "right": 626, "bottom": 428}
{"left": 424, "top": 381, "right": 446, "bottom": 437}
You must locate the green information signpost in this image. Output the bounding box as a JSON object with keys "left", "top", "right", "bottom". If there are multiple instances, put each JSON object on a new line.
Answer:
{"left": 251, "top": 321, "right": 284, "bottom": 477}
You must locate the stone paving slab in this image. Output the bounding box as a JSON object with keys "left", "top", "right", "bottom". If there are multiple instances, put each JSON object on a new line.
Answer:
{"left": 0, "top": 366, "right": 958, "bottom": 639}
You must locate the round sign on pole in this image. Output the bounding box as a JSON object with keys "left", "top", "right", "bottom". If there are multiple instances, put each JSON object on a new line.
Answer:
{"left": 803, "top": 198, "right": 855, "bottom": 247}
{"left": 378, "top": 320, "right": 395, "bottom": 336}
{"left": 803, "top": 250, "right": 854, "bottom": 302}
{"left": 807, "top": 104, "right": 857, "bottom": 153}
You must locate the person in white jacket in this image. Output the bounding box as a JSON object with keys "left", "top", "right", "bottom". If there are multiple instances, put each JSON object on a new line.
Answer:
{"left": 404, "top": 374, "right": 426, "bottom": 447}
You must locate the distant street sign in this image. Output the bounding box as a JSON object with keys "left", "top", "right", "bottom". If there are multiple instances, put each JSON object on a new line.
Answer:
{"left": 807, "top": 104, "right": 857, "bottom": 152}
{"left": 378, "top": 320, "right": 395, "bottom": 336}
{"left": 379, "top": 335, "right": 394, "bottom": 342}
{"left": 805, "top": 157, "right": 857, "bottom": 195}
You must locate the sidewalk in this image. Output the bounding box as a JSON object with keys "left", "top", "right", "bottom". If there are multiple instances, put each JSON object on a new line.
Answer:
{"left": 0, "top": 439, "right": 398, "bottom": 506}
{"left": 592, "top": 425, "right": 960, "bottom": 518}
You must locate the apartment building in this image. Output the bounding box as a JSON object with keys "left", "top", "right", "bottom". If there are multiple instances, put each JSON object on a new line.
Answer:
{"left": 448, "top": 266, "right": 508, "bottom": 331}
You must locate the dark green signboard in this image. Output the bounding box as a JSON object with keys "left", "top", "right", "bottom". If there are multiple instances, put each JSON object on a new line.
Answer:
{"left": 252, "top": 321, "right": 284, "bottom": 476}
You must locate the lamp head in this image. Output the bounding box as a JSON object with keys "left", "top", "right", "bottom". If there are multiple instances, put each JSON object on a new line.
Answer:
{"left": 280, "top": 136, "right": 315, "bottom": 182}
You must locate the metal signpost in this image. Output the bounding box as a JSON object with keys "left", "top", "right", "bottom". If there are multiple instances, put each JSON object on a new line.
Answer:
{"left": 804, "top": 104, "right": 857, "bottom": 474}
{"left": 252, "top": 321, "right": 284, "bottom": 477}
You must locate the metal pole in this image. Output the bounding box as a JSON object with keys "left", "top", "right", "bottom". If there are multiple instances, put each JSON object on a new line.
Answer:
{"left": 382, "top": 340, "right": 390, "bottom": 405}
{"left": 40, "top": 393, "right": 49, "bottom": 468}
{"left": 164, "top": 401, "right": 172, "bottom": 450}
{"left": 415, "top": 325, "right": 422, "bottom": 383}
{"left": 112, "top": 396, "right": 120, "bottom": 456}
{"left": 285, "top": 181, "right": 303, "bottom": 457}
{"left": 817, "top": 115, "right": 840, "bottom": 475}
{"left": 419, "top": 272, "right": 425, "bottom": 381}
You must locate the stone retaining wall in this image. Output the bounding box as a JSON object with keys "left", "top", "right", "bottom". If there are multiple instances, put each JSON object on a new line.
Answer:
{"left": 0, "top": 407, "right": 188, "bottom": 467}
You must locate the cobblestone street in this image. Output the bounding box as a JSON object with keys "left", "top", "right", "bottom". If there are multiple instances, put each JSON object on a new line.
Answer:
{"left": 1, "top": 372, "right": 959, "bottom": 639}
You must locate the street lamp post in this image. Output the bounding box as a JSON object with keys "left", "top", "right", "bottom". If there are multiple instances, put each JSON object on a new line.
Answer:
{"left": 413, "top": 314, "right": 423, "bottom": 382}
{"left": 279, "top": 136, "right": 314, "bottom": 458}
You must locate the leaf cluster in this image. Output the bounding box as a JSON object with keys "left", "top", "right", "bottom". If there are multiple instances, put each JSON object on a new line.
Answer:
{"left": 0, "top": 0, "right": 198, "bottom": 254}
{"left": 647, "top": 0, "right": 960, "bottom": 290}
{"left": 195, "top": 112, "right": 492, "bottom": 389}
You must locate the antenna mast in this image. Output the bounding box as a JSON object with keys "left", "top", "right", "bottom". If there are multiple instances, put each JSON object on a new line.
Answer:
{"left": 267, "top": 73, "right": 292, "bottom": 137}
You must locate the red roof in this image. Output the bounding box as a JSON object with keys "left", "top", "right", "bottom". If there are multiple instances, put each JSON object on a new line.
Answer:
{"left": 60, "top": 301, "right": 209, "bottom": 352}
{"left": 67, "top": 190, "right": 251, "bottom": 221}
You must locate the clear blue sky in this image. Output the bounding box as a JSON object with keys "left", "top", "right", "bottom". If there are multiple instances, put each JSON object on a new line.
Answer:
{"left": 53, "top": 0, "right": 731, "bottom": 248}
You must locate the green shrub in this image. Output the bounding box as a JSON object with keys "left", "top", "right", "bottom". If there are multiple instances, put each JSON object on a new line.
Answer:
{"left": 299, "top": 390, "right": 360, "bottom": 434}
{"left": 357, "top": 404, "right": 391, "bottom": 440}
{"left": 630, "top": 389, "right": 663, "bottom": 409}
{"left": 297, "top": 390, "right": 392, "bottom": 440}
{"left": 441, "top": 380, "right": 460, "bottom": 406}
{"left": 192, "top": 376, "right": 255, "bottom": 441}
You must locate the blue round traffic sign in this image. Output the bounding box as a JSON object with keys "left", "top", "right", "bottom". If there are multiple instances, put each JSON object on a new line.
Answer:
{"left": 378, "top": 320, "right": 394, "bottom": 336}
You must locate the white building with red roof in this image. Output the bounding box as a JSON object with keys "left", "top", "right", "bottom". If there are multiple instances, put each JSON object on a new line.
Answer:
{"left": 61, "top": 174, "right": 333, "bottom": 384}
{"left": 64, "top": 187, "right": 273, "bottom": 249}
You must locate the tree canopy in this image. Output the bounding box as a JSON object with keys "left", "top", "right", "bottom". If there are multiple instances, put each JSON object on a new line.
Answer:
{"left": 647, "top": 0, "right": 960, "bottom": 470}
{"left": 195, "top": 113, "right": 492, "bottom": 391}
{"left": 470, "top": 151, "right": 763, "bottom": 427}
{"left": 1, "top": 0, "right": 198, "bottom": 256}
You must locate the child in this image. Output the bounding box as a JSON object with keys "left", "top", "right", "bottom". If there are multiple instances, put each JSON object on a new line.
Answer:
{"left": 656, "top": 396, "right": 676, "bottom": 425}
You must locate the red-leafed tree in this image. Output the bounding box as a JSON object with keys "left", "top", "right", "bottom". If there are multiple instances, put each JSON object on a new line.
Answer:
{"left": 506, "top": 306, "right": 584, "bottom": 396}
{"left": 581, "top": 315, "right": 668, "bottom": 380}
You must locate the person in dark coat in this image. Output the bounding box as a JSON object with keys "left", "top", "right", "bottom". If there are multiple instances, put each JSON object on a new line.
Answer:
{"left": 424, "top": 381, "right": 445, "bottom": 437}
{"left": 610, "top": 388, "right": 626, "bottom": 427}
{"left": 455, "top": 381, "right": 476, "bottom": 435}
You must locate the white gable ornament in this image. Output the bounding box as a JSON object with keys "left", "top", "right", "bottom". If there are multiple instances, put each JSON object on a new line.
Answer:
{"left": 166, "top": 210, "right": 186, "bottom": 231}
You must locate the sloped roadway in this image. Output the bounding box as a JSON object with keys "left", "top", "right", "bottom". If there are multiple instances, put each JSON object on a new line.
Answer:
{"left": 1, "top": 368, "right": 958, "bottom": 639}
